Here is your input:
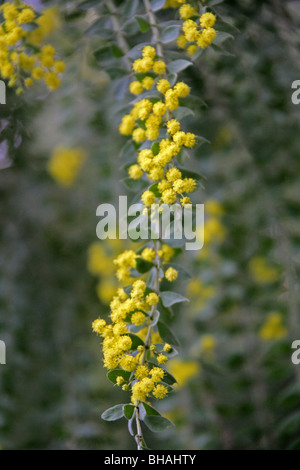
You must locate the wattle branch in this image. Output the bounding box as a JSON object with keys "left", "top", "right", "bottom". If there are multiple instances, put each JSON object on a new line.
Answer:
{"left": 92, "top": 0, "right": 219, "bottom": 450}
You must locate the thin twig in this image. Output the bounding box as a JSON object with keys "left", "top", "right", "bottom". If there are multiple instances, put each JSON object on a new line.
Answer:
{"left": 106, "top": 0, "right": 131, "bottom": 71}
{"left": 135, "top": 239, "right": 161, "bottom": 450}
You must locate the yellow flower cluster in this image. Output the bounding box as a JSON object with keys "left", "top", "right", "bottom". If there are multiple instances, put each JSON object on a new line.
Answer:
{"left": 87, "top": 242, "right": 119, "bottom": 304}
{"left": 259, "top": 312, "right": 287, "bottom": 341}
{"left": 249, "top": 256, "right": 280, "bottom": 284}
{"left": 200, "top": 334, "right": 216, "bottom": 361}
{"left": 0, "top": 2, "right": 65, "bottom": 93}
{"left": 194, "top": 199, "right": 226, "bottom": 258}
{"left": 94, "top": 9, "right": 214, "bottom": 418}
{"left": 165, "top": 267, "right": 178, "bottom": 282}
{"left": 47, "top": 147, "right": 86, "bottom": 187}
{"left": 28, "top": 7, "right": 61, "bottom": 45}
{"left": 132, "top": 45, "right": 166, "bottom": 75}
{"left": 177, "top": 11, "right": 217, "bottom": 56}
{"left": 92, "top": 273, "right": 172, "bottom": 404}
{"left": 119, "top": 46, "right": 198, "bottom": 208}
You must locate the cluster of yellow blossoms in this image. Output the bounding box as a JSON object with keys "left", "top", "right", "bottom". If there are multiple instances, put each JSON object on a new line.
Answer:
{"left": 119, "top": 45, "right": 198, "bottom": 208}
{"left": 92, "top": 232, "right": 180, "bottom": 405}
{"left": 249, "top": 256, "right": 280, "bottom": 284}
{"left": 47, "top": 147, "right": 86, "bottom": 187}
{"left": 87, "top": 241, "right": 121, "bottom": 304}
{"left": 113, "top": 244, "right": 177, "bottom": 285}
{"left": 259, "top": 312, "right": 287, "bottom": 341}
{"left": 93, "top": 5, "right": 218, "bottom": 418}
{"left": 177, "top": 11, "right": 217, "bottom": 56}
{"left": 0, "top": 2, "right": 65, "bottom": 93}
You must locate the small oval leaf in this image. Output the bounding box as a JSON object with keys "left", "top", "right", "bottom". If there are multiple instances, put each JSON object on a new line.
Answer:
{"left": 101, "top": 404, "right": 124, "bottom": 421}
{"left": 160, "top": 291, "right": 189, "bottom": 307}
{"left": 143, "top": 415, "right": 174, "bottom": 432}
{"left": 141, "top": 402, "right": 161, "bottom": 417}
{"left": 124, "top": 404, "right": 135, "bottom": 420}
{"left": 107, "top": 369, "right": 131, "bottom": 384}
{"left": 157, "top": 320, "right": 180, "bottom": 346}
{"left": 161, "top": 25, "right": 181, "bottom": 44}
{"left": 167, "top": 59, "right": 193, "bottom": 74}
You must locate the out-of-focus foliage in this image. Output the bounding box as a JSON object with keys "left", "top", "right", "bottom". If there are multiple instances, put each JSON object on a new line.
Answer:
{"left": 0, "top": 0, "right": 300, "bottom": 450}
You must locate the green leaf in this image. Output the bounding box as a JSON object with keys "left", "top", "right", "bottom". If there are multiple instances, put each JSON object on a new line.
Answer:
{"left": 101, "top": 404, "right": 125, "bottom": 421}
{"left": 160, "top": 291, "right": 189, "bottom": 308}
{"left": 183, "top": 94, "right": 207, "bottom": 109}
{"left": 128, "top": 416, "right": 135, "bottom": 436}
{"left": 214, "top": 31, "right": 234, "bottom": 46}
{"left": 136, "top": 16, "right": 150, "bottom": 32}
{"left": 173, "top": 106, "right": 195, "bottom": 121}
{"left": 210, "top": 43, "right": 234, "bottom": 57}
{"left": 167, "top": 60, "right": 192, "bottom": 74}
{"left": 128, "top": 333, "right": 145, "bottom": 349}
{"left": 112, "top": 44, "right": 124, "bottom": 58}
{"left": 161, "top": 25, "right": 181, "bottom": 44}
{"left": 151, "top": 0, "right": 166, "bottom": 11}
{"left": 144, "top": 415, "right": 174, "bottom": 432}
{"left": 165, "top": 236, "right": 187, "bottom": 249}
{"left": 152, "top": 142, "right": 160, "bottom": 156}
{"left": 127, "top": 42, "right": 150, "bottom": 59}
{"left": 136, "top": 257, "right": 154, "bottom": 274}
{"left": 124, "top": 404, "right": 135, "bottom": 420}
{"left": 161, "top": 371, "right": 177, "bottom": 385}
{"left": 158, "top": 300, "right": 174, "bottom": 321}
{"left": 122, "top": 178, "right": 148, "bottom": 191}
{"left": 79, "top": 0, "right": 99, "bottom": 9}
{"left": 147, "top": 267, "right": 158, "bottom": 290}
{"left": 155, "top": 343, "right": 178, "bottom": 358}
{"left": 93, "top": 46, "right": 111, "bottom": 63}
{"left": 177, "top": 149, "right": 189, "bottom": 165}
{"left": 122, "top": 0, "right": 139, "bottom": 17}
{"left": 195, "top": 135, "right": 210, "bottom": 147}
{"left": 85, "top": 18, "right": 112, "bottom": 37}
{"left": 141, "top": 402, "right": 161, "bottom": 416}
{"left": 157, "top": 320, "right": 180, "bottom": 346}
{"left": 207, "top": 0, "right": 224, "bottom": 5}
{"left": 119, "top": 140, "right": 136, "bottom": 161}
{"left": 178, "top": 167, "right": 206, "bottom": 181}
{"left": 107, "top": 369, "right": 131, "bottom": 385}
{"left": 122, "top": 17, "right": 140, "bottom": 35}
{"left": 148, "top": 182, "right": 161, "bottom": 197}
{"left": 276, "top": 410, "right": 300, "bottom": 436}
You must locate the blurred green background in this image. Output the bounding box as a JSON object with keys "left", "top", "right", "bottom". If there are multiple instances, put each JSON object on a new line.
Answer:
{"left": 1, "top": 0, "right": 300, "bottom": 450}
